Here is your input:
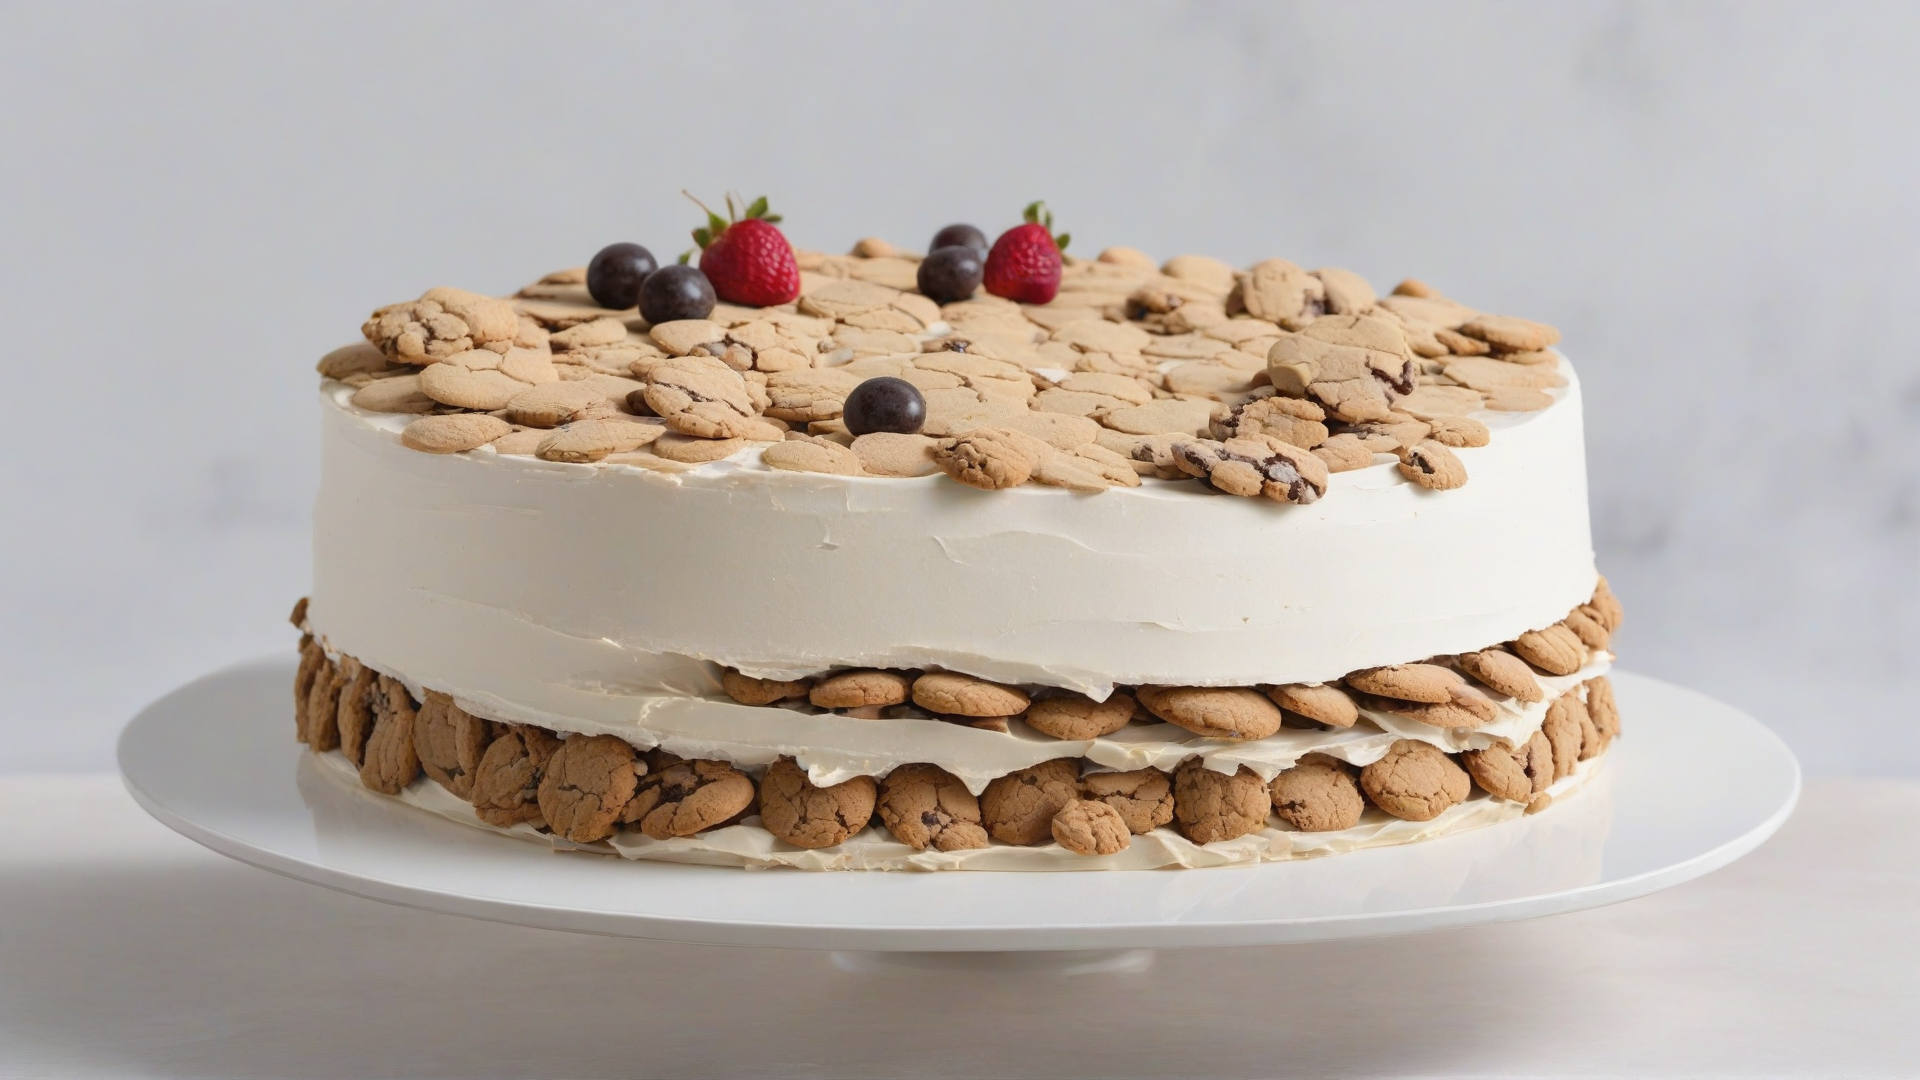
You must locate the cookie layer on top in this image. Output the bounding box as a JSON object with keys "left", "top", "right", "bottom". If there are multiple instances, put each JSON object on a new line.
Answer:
{"left": 326, "top": 243, "right": 1568, "bottom": 508}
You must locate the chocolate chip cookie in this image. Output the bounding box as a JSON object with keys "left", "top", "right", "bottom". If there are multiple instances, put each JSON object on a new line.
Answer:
{"left": 1173, "top": 759, "right": 1271, "bottom": 844}
{"left": 875, "top": 763, "right": 989, "bottom": 852}
{"left": 536, "top": 734, "right": 641, "bottom": 843}
{"left": 757, "top": 757, "right": 878, "bottom": 849}
{"left": 980, "top": 758, "right": 1082, "bottom": 845}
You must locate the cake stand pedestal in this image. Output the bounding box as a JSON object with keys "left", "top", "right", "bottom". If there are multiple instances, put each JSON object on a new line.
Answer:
{"left": 118, "top": 658, "right": 1799, "bottom": 967}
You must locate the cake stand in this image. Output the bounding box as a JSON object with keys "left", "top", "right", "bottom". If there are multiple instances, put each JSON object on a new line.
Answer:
{"left": 118, "top": 657, "right": 1798, "bottom": 974}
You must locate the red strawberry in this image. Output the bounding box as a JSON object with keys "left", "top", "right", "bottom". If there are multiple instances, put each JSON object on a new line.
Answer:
{"left": 983, "top": 201, "right": 1070, "bottom": 305}
{"left": 687, "top": 193, "right": 800, "bottom": 307}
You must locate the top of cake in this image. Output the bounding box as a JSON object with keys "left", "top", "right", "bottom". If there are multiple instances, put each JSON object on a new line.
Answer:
{"left": 319, "top": 197, "right": 1569, "bottom": 504}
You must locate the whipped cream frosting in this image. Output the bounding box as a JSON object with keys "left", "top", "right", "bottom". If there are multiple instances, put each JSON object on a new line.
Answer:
{"left": 308, "top": 360, "right": 1597, "bottom": 757}
{"left": 308, "top": 746, "right": 1607, "bottom": 871}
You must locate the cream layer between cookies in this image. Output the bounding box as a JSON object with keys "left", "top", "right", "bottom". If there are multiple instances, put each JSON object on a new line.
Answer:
{"left": 306, "top": 743, "right": 1609, "bottom": 872}
{"left": 310, "top": 362, "right": 1594, "bottom": 741}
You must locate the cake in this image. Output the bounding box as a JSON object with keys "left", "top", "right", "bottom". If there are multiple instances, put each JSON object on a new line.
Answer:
{"left": 290, "top": 200, "right": 1622, "bottom": 870}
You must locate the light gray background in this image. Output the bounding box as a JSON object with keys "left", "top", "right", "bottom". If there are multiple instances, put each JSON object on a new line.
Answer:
{"left": 1, "top": 2, "right": 1913, "bottom": 775}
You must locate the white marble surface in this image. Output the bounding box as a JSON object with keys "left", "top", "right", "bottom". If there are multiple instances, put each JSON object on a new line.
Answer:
{"left": 1, "top": 3, "right": 1915, "bottom": 774}
{"left": 2, "top": 773, "right": 1914, "bottom": 1077}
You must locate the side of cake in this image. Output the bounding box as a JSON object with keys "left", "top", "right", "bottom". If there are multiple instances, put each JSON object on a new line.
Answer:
{"left": 292, "top": 201, "right": 1623, "bottom": 870}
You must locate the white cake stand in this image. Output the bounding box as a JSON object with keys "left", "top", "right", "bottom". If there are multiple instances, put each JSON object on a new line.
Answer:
{"left": 118, "top": 657, "right": 1798, "bottom": 974}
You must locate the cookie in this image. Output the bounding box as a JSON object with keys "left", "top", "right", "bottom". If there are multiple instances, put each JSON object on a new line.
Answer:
{"left": 1424, "top": 415, "right": 1491, "bottom": 448}
{"left": 1095, "top": 246, "right": 1156, "bottom": 269}
{"left": 1314, "top": 267, "right": 1377, "bottom": 316}
{"left": 299, "top": 649, "right": 344, "bottom": 752}
{"left": 418, "top": 349, "right": 539, "bottom": 410}
{"left": 875, "top": 763, "right": 990, "bottom": 852}
{"left": 504, "top": 379, "right": 635, "bottom": 427}
{"left": 1345, "top": 414, "right": 1431, "bottom": 452}
{"left": 762, "top": 436, "right": 863, "bottom": 476}
{"left": 291, "top": 630, "right": 322, "bottom": 722}
{"left": 1345, "top": 664, "right": 1462, "bottom": 704}
{"left": 350, "top": 373, "right": 435, "bottom": 414}
{"left": 1394, "top": 384, "right": 1487, "bottom": 420}
{"left": 1454, "top": 648, "right": 1544, "bottom": 702}
{"left": 400, "top": 414, "right": 512, "bottom": 454}
{"left": 469, "top": 724, "right": 564, "bottom": 828}
{"left": 1540, "top": 694, "right": 1587, "bottom": 780}
{"left": 1081, "top": 767, "right": 1174, "bottom": 834}
{"left": 551, "top": 316, "right": 630, "bottom": 350}
{"left": 1359, "top": 740, "right": 1470, "bottom": 822}
{"left": 334, "top": 657, "right": 378, "bottom": 767}
{"left": 1434, "top": 327, "right": 1490, "bottom": 355}
{"left": 1231, "top": 258, "right": 1322, "bottom": 328}
{"left": 1024, "top": 691, "right": 1137, "bottom": 740}
{"left": 648, "top": 319, "right": 726, "bottom": 357}
{"left": 1029, "top": 447, "right": 1122, "bottom": 492}
{"left": 1136, "top": 686, "right": 1283, "bottom": 741}
{"left": 535, "top": 418, "right": 665, "bottom": 463}
{"left": 1457, "top": 315, "right": 1560, "bottom": 353}
{"left": 1058, "top": 442, "right": 1143, "bottom": 487}
{"left": 1162, "top": 254, "right": 1237, "bottom": 295}
{"left": 798, "top": 279, "right": 900, "bottom": 320}
{"left": 1356, "top": 683, "right": 1498, "bottom": 728}
{"left": 317, "top": 341, "right": 396, "bottom": 380}
{"left": 933, "top": 427, "right": 1046, "bottom": 489}
{"left": 1267, "top": 683, "right": 1359, "bottom": 728}
{"left": 757, "top": 757, "right": 878, "bottom": 849}
{"left": 851, "top": 432, "right": 941, "bottom": 477}
{"left": 642, "top": 357, "right": 763, "bottom": 439}
{"left": 536, "top": 733, "right": 641, "bottom": 843}
{"left": 1585, "top": 675, "right": 1621, "bottom": 750}
{"left": 1442, "top": 355, "right": 1566, "bottom": 392}
{"left": 1584, "top": 576, "right": 1625, "bottom": 633}
{"left": 1562, "top": 606, "right": 1612, "bottom": 650}
{"left": 363, "top": 287, "right": 519, "bottom": 364}
{"left": 1268, "top": 754, "right": 1365, "bottom": 831}
{"left": 980, "top": 759, "right": 1083, "bottom": 845}
{"left": 411, "top": 690, "right": 495, "bottom": 799}
{"left": 1050, "top": 799, "right": 1132, "bottom": 856}
{"left": 1265, "top": 313, "right": 1417, "bottom": 423}
{"left": 1482, "top": 385, "right": 1553, "bottom": 412}
{"left": 1211, "top": 395, "right": 1329, "bottom": 448}
{"left": 1058, "top": 370, "right": 1153, "bottom": 404}
{"left": 912, "top": 672, "right": 1030, "bottom": 718}
{"left": 360, "top": 674, "right": 422, "bottom": 796}
{"left": 651, "top": 433, "right": 748, "bottom": 464}
{"left": 1311, "top": 433, "right": 1376, "bottom": 473}
{"left": 1170, "top": 435, "right": 1329, "bottom": 504}
{"left": 1172, "top": 759, "right": 1271, "bottom": 844}
{"left": 1097, "top": 398, "right": 1219, "bottom": 438}
{"left": 1462, "top": 731, "right": 1554, "bottom": 803}
{"left": 1511, "top": 623, "right": 1585, "bottom": 676}
{"left": 721, "top": 669, "right": 811, "bottom": 706}
{"left": 762, "top": 368, "right": 862, "bottom": 423}
{"left": 622, "top": 758, "right": 756, "bottom": 840}
{"left": 809, "top": 669, "right": 911, "bottom": 709}
{"left": 1396, "top": 440, "right": 1468, "bottom": 490}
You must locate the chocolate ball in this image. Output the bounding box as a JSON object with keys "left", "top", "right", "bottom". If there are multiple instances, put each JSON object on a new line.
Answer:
{"left": 843, "top": 377, "right": 927, "bottom": 436}
{"left": 586, "top": 242, "right": 657, "bottom": 309}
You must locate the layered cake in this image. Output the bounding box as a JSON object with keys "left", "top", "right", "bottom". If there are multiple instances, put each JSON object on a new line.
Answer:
{"left": 291, "top": 198, "right": 1622, "bottom": 870}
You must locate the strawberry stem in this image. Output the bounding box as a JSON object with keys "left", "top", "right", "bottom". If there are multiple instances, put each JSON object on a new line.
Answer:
{"left": 1018, "top": 200, "right": 1067, "bottom": 252}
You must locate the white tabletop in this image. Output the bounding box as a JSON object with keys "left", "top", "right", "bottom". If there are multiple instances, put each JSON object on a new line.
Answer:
{"left": 1, "top": 775, "right": 1914, "bottom": 1079}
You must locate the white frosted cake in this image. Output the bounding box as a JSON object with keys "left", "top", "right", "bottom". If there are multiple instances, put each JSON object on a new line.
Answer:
{"left": 292, "top": 207, "right": 1622, "bottom": 870}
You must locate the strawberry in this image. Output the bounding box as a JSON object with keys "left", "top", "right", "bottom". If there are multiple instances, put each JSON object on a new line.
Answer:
{"left": 983, "top": 201, "right": 1070, "bottom": 305}
{"left": 686, "top": 192, "right": 800, "bottom": 308}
